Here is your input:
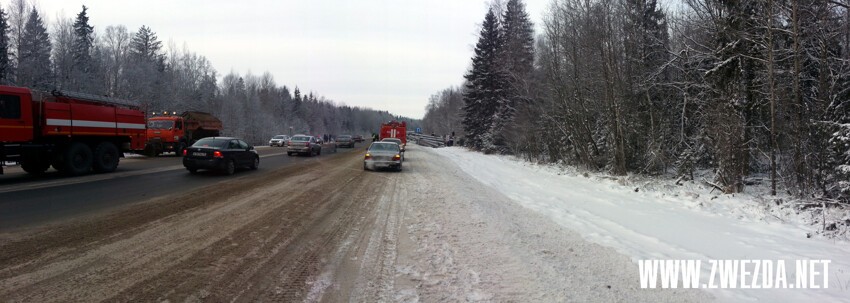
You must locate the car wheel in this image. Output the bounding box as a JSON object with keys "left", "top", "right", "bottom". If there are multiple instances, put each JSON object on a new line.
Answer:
{"left": 317, "top": 148, "right": 321, "bottom": 156}
{"left": 224, "top": 159, "right": 236, "bottom": 175}
{"left": 187, "top": 167, "right": 198, "bottom": 174}
{"left": 363, "top": 162, "right": 369, "bottom": 171}
{"left": 250, "top": 156, "right": 259, "bottom": 170}
{"left": 397, "top": 163, "right": 403, "bottom": 172}
{"left": 287, "top": 152, "right": 293, "bottom": 156}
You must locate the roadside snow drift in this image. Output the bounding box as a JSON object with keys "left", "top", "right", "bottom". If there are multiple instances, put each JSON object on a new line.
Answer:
{"left": 434, "top": 146, "right": 850, "bottom": 302}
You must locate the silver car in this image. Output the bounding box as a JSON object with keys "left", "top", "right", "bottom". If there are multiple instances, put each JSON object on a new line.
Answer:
{"left": 287, "top": 135, "right": 322, "bottom": 156}
{"left": 269, "top": 135, "right": 289, "bottom": 147}
{"left": 381, "top": 137, "right": 405, "bottom": 152}
{"left": 364, "top": 142, "right": 402, "bottom": 171}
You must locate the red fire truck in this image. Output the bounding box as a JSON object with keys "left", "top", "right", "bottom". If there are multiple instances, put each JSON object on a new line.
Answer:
{"left": 0, "top": 86, "right": 146, "bottom": 175}
{"left": 379, "top": 120, "right": 407, "bottom": 150}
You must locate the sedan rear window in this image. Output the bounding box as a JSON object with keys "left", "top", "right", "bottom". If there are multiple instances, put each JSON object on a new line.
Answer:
{"left": 291, "top": 136, "right": 310, "bottom": 142}
{"left": 369, "top": 143, "right": 399, "bottom": 152}
{"left": 192, "top": 138, "right": 228, "bottom": 148}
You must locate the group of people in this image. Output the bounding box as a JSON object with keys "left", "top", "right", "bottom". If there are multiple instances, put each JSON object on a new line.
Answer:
{"left": 429, "top": 132, "right": 455, "bottom": 147}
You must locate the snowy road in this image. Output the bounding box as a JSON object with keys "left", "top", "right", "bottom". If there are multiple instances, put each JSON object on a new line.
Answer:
{"left": 0, "top": 144, "right": 711, "bottom": 302}
{"left": 437, "top": 146, "right": 850, "bottom": 302}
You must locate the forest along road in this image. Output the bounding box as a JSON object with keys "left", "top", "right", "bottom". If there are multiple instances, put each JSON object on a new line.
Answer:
{"left": 0, "top": 143, "right": 350, "bottom": 230}
{"left": 0, "top": 144, "right": 711, "bottom": 302}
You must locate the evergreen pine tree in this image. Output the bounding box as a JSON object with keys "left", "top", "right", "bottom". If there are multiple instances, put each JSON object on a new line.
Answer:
{"left": 0, "top": 7, "right": 10, "bottom": 84}
{"left": 126, "top": 25, "right": 164, "bottom": 109}
{"left": 71, "top": 5, "right": 95, "bottom": 92}
{"left": 463, "top": 9, "right": 508, "bottom": 151}
{"left": 18, "top": 8, "right": 51, "bottom": 89}
{"left": 494, "top": 0, "right": 535, "bottom": 152}
{"left": 130, "top": 25, "right": 163, "bottom": 62}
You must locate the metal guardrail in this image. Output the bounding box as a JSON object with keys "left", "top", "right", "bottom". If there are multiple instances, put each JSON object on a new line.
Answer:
{"left": 409, "top": 133, "right": 446, "bottom": 148}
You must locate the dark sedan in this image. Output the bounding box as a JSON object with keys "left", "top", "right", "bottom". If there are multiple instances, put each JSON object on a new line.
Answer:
{"left": 183, "top": 137, "right": 259, "bottom": 175}
{"left": 336, "top": 135, "right": 355, "bottom": 148}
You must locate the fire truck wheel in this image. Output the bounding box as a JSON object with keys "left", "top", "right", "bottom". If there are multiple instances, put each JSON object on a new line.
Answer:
{"left": 21, "top": 158, "right": 50, "bottom": 175}
{"left": 63, "top": 142, "right": 93, "bottom": 175}
{"left": 93, "top": 142, "right": 120, "bottom": 173}
{"left": 176, "top": 142, "right": 187, "bottom": 156}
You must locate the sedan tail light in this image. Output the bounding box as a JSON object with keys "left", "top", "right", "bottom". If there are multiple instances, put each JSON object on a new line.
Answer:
{"left": 393, "top": 154, "right": 401, "bottom": 160}
{"left": 182, "top": 149, "right": 188, "bottom": 156}
{"left": 365, "top": 153, "right": 372, "bottom": 160}
{"left": 213, "top": 151, "right": 223, "bottom": 158}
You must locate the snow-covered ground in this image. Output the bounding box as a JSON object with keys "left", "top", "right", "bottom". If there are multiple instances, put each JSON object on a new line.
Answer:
{"left": 391, "top": 145, "right": 710, "bottom": 302}
{"left": 434, "top": 146, "right": 850, "bottom": 302}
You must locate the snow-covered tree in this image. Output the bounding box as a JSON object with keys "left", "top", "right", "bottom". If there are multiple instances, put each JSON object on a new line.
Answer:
{"left": 71, "top": 5, "right": 97, "bottom": 93}
{"left": 463, "top": 8, "right": 508, "bottom": 152}
{"left": 496, "top": 0, "right": 536, "bottom": 154}
{"left": 17, "top": 8, "right": 51, "bottom": 90}
{"left": 0, "top": 7, "right": 11, "bottom": 84}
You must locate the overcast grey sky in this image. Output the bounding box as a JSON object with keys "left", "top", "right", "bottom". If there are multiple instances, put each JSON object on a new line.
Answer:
{"left": 31, "top": 0, "right": 552, "bottom": 119}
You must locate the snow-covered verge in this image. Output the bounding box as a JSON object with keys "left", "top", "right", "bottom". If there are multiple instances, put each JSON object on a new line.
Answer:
{"left": 433, "top": 146, "right": 850, "bottom": 302}
{"left": 391, "top": 145, "right": 711, "bottom": 302}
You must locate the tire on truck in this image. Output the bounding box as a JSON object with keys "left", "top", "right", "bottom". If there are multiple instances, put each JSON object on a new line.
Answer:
{"left": 20, "top": 152, "right": 50, "bottom": 175}
{"left": 93, "top": 142, "right": 120, "bottom": 173}
{"left": 61, "top": 142, "right": 93, "bottom": 175}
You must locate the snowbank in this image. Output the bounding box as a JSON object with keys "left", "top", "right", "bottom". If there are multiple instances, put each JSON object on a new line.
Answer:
{"left": 434, "top": 147, "right": 850, "bottom": 302}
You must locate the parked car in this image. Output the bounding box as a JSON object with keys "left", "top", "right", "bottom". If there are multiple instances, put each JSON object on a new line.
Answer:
{"left": 336, "top": 135, "right": 355, "bottom": 148}
{"left": 287, "top": 135, "right": 322, "bottom": 156}
{"left": 353, "top": 135, "right": 364, "bottom": 143}
{"left": 183, "top": 137, "right": 259, "bottom": 175}
{"left": 268, "top": 135, "right": 289, "bottom": 147}
{"left": 364, "top": 142, "right": 402, "bottom": 171}
{"left": 381, "top": 137, "right": 405, "bottom": 152}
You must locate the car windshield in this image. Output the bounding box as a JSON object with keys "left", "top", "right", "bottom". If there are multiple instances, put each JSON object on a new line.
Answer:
{"left": 192, "top": 138, "right": 228, "bottom": 148}
{"left": 273, "top": 135, "right": 287, "bottom": 139}
{"left": 339, "top": 136, "right": 351, "bottom": 140}
{"left": 369, "top": 143, "right": 399, "bottom": 152}
{"left": 148, "top": 120, "right": 173, "bottom": 130}
{"left": 291, "top": 136, "right": 310, "bottom": 142}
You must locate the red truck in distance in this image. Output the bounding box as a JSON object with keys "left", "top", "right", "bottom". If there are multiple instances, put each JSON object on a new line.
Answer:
{"left": 0, "top": 86, "right": 146, "bottom": 175}
{"left": 379, "top": 120, "right": 407, "bottom": 150}
{"left": 144, "top": 111, "right": 222, "bottom": 157}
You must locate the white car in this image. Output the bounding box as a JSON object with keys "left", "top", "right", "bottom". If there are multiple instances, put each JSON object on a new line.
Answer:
{"left": 269, "top": 135, "right": 289, "bottom": 147}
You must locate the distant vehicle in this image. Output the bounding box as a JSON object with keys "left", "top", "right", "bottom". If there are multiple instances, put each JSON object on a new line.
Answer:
{"left": 381, "top": 138, "right": 405, "bottom": 153}
{"left": 182, "top": 137, "right": 259, "bottom": 175}
{"left": 269, "top": 135, "right": 289, "bottom": 147}
{"left": 145, "top": 111, "right": 222, "bottom": 157}
{"left": 379, "top": 121, "right": 407, "bottom": 147}
{"left": 336, "top": 135, "right": 355, "bottom": 148}
{"left": 364, "top": 142, "right": 402, "bottom": 172}
{"left": 353, "top": 135, "right": 364, "bottom": 142}
{"left": 287, "top": 135, "right": 322, "bottom": 156}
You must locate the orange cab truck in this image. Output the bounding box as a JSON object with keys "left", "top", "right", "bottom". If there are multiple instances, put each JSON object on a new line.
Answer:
{"left": 144, "top": 111, "right": 222, "bottom": 156}
{"left": 379, "top": 120, "right": 407, "bottom": 149}
{"left": 0, "top": 86, "right": 146, "bottom": 175}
